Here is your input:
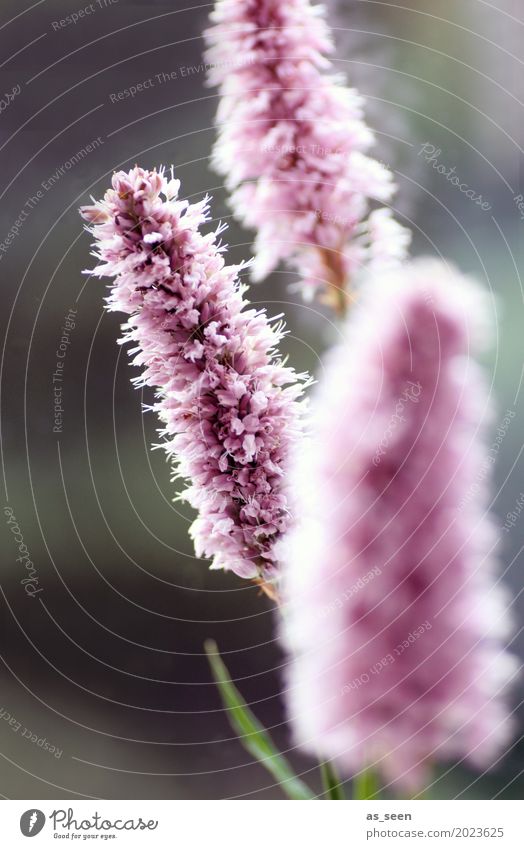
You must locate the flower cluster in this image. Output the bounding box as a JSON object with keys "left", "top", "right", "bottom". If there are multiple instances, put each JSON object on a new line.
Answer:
{"left": 205, "top": 0, "right": 410, "bottom": 303}
{"left": 281, "top": 259, "right": 517, "bottom": 790}
{"left": 80, "top": 166, "right": 308, "bottom": 582}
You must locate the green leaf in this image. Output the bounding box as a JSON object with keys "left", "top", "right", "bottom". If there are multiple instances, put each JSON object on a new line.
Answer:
{"left": 205, "top": 639, "right": 314, "bottom": 800}
{"left": 320, "top": 760, "right": 346, "bottom": 799}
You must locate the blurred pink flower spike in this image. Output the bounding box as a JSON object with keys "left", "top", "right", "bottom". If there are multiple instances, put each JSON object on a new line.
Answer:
{"left": 281, "top": 258, "right": 518, "bottom": 792}
{"left": 80, "top": 166, "right": 309, "bottom": 586}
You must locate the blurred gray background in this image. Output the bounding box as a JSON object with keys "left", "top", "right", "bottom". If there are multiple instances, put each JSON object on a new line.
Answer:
{"left": 0, "top": 0, "right": 523, "bottom": 799}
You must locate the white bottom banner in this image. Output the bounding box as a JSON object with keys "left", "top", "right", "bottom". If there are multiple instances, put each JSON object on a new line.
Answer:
{"left": 0, "top": 800, "right": 521, "bottom": 848}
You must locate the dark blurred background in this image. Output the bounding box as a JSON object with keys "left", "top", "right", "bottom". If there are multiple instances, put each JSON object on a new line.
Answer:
{"left": 0, "top": 0, "right": 523, "bottom": 799}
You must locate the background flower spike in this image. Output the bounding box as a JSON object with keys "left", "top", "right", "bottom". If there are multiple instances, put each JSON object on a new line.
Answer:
{"left": 280, "top": 258, "right": 518, "bottom": 794}
{"left": 205, "top": 0, "right": 411, "bottom": 307}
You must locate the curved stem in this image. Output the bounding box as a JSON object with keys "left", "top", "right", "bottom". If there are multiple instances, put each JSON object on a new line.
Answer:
{"left": 319, "top": 246, "right": 349, "bottom": 317}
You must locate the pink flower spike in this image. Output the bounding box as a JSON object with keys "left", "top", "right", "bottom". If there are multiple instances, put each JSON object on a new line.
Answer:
{"left": 80, "top": 166, "right": 309, "bottom": 583}
{"left": 280, "top": 258, "right": 518, "bottom": 791}
{"left": 205, "top": 0, "right": 410, "bottom": 306}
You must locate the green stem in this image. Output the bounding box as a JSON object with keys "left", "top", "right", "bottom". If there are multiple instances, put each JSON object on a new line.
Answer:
{"left": 354, "top": 766, "right": 379, "bottom": 800}
{"left": 320, "top": 760, "right": 346, "bottom": 799}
